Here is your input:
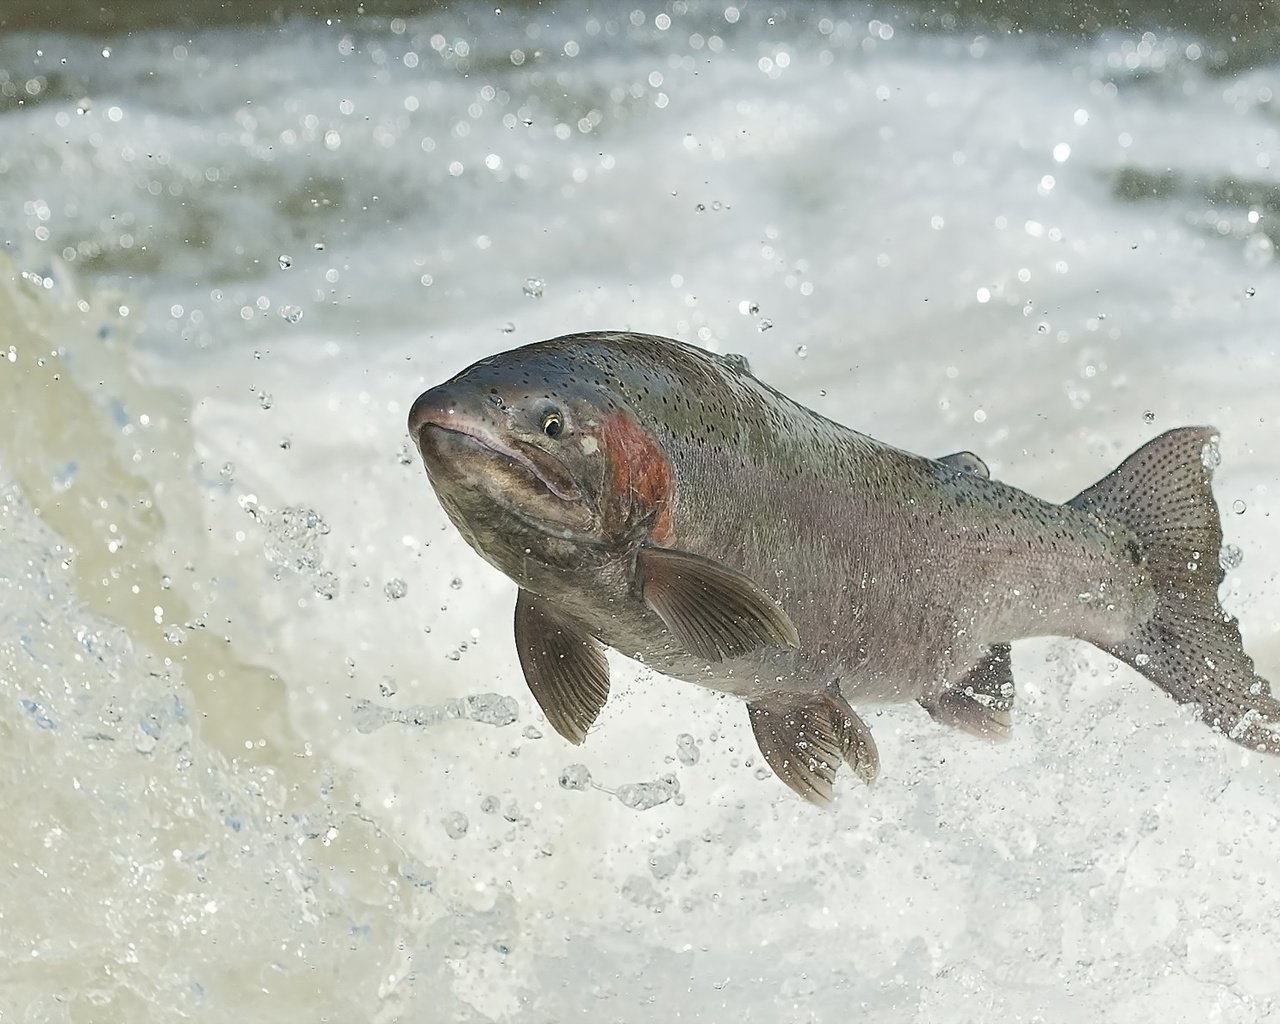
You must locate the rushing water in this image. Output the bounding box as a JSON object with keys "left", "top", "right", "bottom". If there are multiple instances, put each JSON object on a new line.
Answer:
{"left": 2, "top": 3, "right": 1278, "bottom": 1021}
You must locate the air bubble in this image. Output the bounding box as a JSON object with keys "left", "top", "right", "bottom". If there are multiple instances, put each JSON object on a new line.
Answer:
{"left": 676, "top": 733, "right": 699, "bottom": 766}
{"left": 522, "top": 277, "right": 545, "bottom": 298}
{"left": 450, "top": 577, "right": 463, "bottom": 590}
{"left": 280, "top": 305, "right": 304, "bottom": 324}
{"left": 1200, "top": 442, "right": 1221, "bottom": 470}
{"left": 1134, "top": 653, "right": 1151, "bottom": 667}
{"left": 383, "top": 578, "right": 408, "bottom": 600}
{"left": 1142, "top": 410, "right": 1155, "bottom": 424}
{"left": 1219, "top": 544, "right": 1243, "bottom": 570}
{"left": 443, "top": 812, "right": 469, "bottom": 839}
{"left": 278, "top": 254, "right": 293, "bottom": 270}
{"left": 1232, "top": 499, "right": 1247, "bottom": 515}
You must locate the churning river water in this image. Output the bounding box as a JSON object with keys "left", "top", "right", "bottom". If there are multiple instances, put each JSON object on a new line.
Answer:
{"left": 1, "top": 2, "right": 1278, "bottom": 1021}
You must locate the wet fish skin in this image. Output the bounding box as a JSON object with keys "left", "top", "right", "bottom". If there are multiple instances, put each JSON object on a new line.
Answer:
{"left": 409, "top": 331, "right": 1279, "bottom": 803}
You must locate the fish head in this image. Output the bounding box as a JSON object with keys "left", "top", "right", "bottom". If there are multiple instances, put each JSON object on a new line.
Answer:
{"left": 408, "top": 343, "right": 674, "bottom": 580}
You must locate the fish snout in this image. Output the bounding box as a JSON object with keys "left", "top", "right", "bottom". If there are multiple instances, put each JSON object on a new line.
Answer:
{"left": 407, "top": 388, "right": 459, "bottom": 445}
{"left": 409, "top": 388, "right": 481, "bottom": 477}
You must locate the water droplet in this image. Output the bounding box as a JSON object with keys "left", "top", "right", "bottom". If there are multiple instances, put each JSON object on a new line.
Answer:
{"left": 1134, "top": 652, "right": 1151, "bottom": 667}
{"left": 522, "top": 276, "right": 545, "bottom": 298}
{"left": 378, "top": 677, "right": 397, "bottom": 697}
{"left": 163, "top": 625, "right": 186, "bottom": 645}
{"left": 676, "top": 733, "right": 699, "bottom": 766}
{"left": 1219, "top": 544, "right": 1244, "bottom": 570}
{"left": 522, "top": 725, "right": 543, "bottom": 740}
{"left": 559, "top": 763, "right": 592, "bottom": 790}
{"left": 480, "top": 795, "right": 500, "bottom": 814}
{"left": 258, "top": 392, "right": 274, "bottom": 410}
{"left": 1244, "top": 285, "right": 1257, "bottom": 297}
{"left": 278, "top": 254, "right": 293, "bottom": 270}
{"left": 1232, "top": 499, "right": 1247, "bottom": 515}
{"left": 450, "top": 577, "right": 463, "bottom": 590}
{"left": 280, "top": 305, "right": 304, "bottom": 323}
{"left": 499, "top": 321, "right": 515, "bottom": 333}
{"left": 351, "top": 700, "right": 393, "bottom": 733}
{"left": 160, "top": 575, "right": 172, "bottom": 590}
{"left": 1142, "top": 410, "right": 1155, "bottom": 424}
{"left": 462, "top": 693, "right": 519, "bottom": 726}
{"left": 383, "top": 578, "right": 408, "bottom": 600}
{"left": 220, "top": 462, "right": 235, "bottom": 480}
{"left": 1200, "top": 442, "right": 1221, "bottom": 470}
{"left": 615, "top": 774, "right": 680, "bottom": 811}
{"left": 443, "top": 812, "right": 469, "bottom": 839}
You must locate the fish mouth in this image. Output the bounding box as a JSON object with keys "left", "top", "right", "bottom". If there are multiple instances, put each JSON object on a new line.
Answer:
{"left": 416, "top": 421, "right": 583, "bottom": 504}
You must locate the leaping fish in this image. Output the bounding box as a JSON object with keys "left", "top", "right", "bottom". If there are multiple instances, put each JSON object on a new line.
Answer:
{"left": 407, "top": 331, "right": 1277, "bottom": 803}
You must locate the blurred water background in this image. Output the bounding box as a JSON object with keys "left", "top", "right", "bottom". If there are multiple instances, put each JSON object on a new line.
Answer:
{"left": 1, "top": 1, "right": 1278, "bottom": 1021}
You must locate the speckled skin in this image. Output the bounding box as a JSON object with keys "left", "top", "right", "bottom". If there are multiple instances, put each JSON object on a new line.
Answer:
{"left": 410, "top": 331, "right": 1155, "bottom": 709}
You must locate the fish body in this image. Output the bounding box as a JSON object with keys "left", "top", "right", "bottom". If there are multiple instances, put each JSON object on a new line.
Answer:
{"left": 409, "top": 332, "right": 1278, "bottom": 802}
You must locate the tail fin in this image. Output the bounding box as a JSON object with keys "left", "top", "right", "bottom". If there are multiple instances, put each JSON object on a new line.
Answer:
{"left": 1069, "top": 427, "right": 1280, "bottom": 753}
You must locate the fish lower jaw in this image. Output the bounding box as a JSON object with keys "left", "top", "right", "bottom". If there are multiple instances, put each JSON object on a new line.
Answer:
{"left": 420, "top": 422, "right": 580, "bottom": 502}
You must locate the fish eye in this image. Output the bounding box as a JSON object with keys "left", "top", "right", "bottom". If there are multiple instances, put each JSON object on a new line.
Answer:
{"left": 541, "top": 409, "right": 564, "bottom": 438}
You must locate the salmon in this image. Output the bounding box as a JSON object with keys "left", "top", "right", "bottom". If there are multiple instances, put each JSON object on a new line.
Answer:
{"left": 408, "top": 331, "right": 1278, "bottom": 803}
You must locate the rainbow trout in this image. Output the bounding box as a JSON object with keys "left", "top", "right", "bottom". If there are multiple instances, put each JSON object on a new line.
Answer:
{"left": 408, "top": 332, "right": 1277, "bottom": 803}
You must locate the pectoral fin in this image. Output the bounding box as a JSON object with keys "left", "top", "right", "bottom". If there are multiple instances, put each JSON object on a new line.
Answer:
{"left": 747, "top": 688, "right": 879, "bottom": 806}
{"left": 920, "top": 643, "right": 1014, "bottom": 740}
{"left": 938, "top": 451, "right": 990, "bottom": 479}
{"left": 514, "top": 589, "right": 610, "bottom": 745}
{"left": 637, "top": 547, "right": 800, "bottom": 662}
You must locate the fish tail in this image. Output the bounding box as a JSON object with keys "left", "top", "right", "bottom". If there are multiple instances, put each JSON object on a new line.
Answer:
{"left": 1068, "top": 426, "right": 1280, "bottom": 752}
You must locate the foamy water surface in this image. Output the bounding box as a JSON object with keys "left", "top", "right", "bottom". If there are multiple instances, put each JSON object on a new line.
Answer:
{"left": 2, "top": 4, "right": 1278, "bottom": 1021}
